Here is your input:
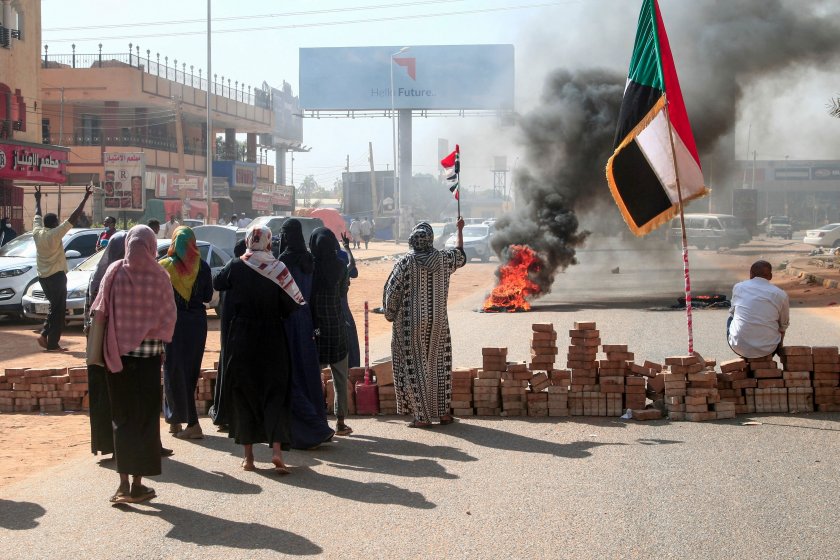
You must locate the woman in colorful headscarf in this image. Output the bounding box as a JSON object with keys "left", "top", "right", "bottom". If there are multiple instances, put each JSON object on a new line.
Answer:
{"left": 214, "top": 225, "right": 305, "bottom": 473}
{"left": 309, "top": 227, "right": 353, "bottom": 436}
{"left": 85, "top": 230, "right": 126, "bottom": 459}
{"left": 91, "top": 225, "right": 176, "bottom": 504}
{"left": 278, "top": 219, "right": 334, "bottom": 449}
{"left": 383, "top": 218, "right": 465, "bottom": 428}
{"left": 160, "top": 226, "right": 213, "bottom": 439}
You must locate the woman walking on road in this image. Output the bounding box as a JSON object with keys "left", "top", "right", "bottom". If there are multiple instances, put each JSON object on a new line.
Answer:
{"left": 278, "top": 219, "right": 335, "bottom": 449}
{"left": 214, "top": 225, "right": 305, "bottom": 473}
{"left": 91, "top": 225, "right": 176, "bottom": 503}
{"left": 383, "top": 219, "right": 465, "bottom": 428}
{"left": 309, "top": 227, "right": 353, "bottom": 437}
{"left": 161, "top": 226, "right": 213, "bottom": 440}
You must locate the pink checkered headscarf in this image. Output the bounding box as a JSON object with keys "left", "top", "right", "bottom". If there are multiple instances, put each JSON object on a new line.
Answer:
{"left": 92, "top": 225, "right": 177, "bottom": 372}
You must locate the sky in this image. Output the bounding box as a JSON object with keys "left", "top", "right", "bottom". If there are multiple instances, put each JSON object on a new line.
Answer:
{"left": 40, "top": 0, "right": 840, "bottom": 191}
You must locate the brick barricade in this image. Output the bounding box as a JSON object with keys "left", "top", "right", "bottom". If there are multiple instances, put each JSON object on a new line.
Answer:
{"left": 2, "top": 327, "right": 838, "bottom": 422}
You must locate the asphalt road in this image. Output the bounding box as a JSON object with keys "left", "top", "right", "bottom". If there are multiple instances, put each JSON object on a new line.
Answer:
{"left": 1, "top": 237, "right": 838, "bottom": 559}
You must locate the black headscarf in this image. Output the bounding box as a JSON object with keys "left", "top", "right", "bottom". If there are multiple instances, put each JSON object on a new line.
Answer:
{"left": 233, "top": 238, "right": 247, "bottom": 258}
{"left": 279, "top": 218, "right": 313, "bottom": 274}
{"left": 309, "top": 227, "right": 346, "bottom": 291}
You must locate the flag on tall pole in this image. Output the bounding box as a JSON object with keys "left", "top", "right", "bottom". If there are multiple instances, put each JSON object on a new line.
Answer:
{"left": 440, "top": 144, "right": 460, "bottom": 201}
{"left": 606, "top": 0, "right": 706, "bottom": 237}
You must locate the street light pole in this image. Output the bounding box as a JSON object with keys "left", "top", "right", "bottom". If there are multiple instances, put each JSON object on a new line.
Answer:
{"left": 390, "top": 46, "right": 409, "bottom": 242}
{"left": 206, "top": 0, "right": 213, "bottom": 223}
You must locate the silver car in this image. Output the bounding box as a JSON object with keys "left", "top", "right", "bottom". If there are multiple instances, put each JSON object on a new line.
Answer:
{"left": 445, "top": 224, "right": 494, "bottom": 262}
{"left": 22, "top": 239, "right": 230, "bottom": 323}
{"left": 0, "top": 228, "right": 102, "bottom": 317}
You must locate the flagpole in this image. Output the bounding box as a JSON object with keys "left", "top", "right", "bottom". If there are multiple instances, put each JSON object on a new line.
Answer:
{"left": 456, "top": 169, "right": 461, "bottom": 220}
{"left": 664, "top": 94, "right": 694, "bottom": 355}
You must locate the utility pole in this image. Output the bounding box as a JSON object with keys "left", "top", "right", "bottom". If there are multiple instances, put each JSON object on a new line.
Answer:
{"left": 368, "top": 142, "right": 377, "bottom": 217}
{"left": 57, "top": 87, "right": 64, "bottom": 218}
{"left": 205, "top": 0, "right": 213, "bottom": 224}
{"left": 346, "top": 154, "right": 350, "bottom": 173}
{"left": 174, "top": 96, "right": 187, "bottom": 219}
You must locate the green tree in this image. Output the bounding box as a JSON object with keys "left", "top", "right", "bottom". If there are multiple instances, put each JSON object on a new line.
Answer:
{"left": 299, "top": 175, "right": 318, "bottom": 206}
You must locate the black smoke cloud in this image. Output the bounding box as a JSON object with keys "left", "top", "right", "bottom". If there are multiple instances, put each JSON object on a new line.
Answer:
{"left": 490, "top": 69, "right": 625, "bottom": 294}
{"left": 492, "top": 0, "right": 840, "bottom": 296}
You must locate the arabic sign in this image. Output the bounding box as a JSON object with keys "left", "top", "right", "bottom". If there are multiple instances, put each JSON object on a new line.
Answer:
{"left": 0, "top": 141, "right": 68, "bottom": 183}
{"left": 252, "top": 191, "right": 272, "bottom": 211}
{"left": 271, "top": 185, "right": 293, "bottom": 207}
{"left": 103, "top": 152, "right": 145, "bottom": 211}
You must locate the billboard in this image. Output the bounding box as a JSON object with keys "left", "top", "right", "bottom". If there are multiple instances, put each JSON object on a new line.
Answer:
{"left": 300, "top": 45, "right": 514, "bottom": 111}
{"left": 270, "top": 81, "right": 304, "bottom": 143}
{"left": 0, "top": 140, "right": 68, "bottom": 183}
{"left": 342, "top": 171, "right": 395, "bottom": 217}
{"left": 103, "top": 152, "right": 145, "bottom": 211}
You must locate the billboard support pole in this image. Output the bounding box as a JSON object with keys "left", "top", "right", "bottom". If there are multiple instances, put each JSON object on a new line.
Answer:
{"left": 368, "top": 142, "right": 377, "bottom": 218}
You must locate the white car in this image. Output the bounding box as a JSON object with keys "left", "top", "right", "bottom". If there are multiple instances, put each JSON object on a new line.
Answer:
{"left": 0, "top": 228, "right": 102, "bottom": 317}
{"left": 803, "top": 223, "right": 840, "bottom": 248}
{"left": 445, "top": 224, "right": 494, "bottom": 262}
{"left": 22, "top": 239, "right": 231, "bottom": 323}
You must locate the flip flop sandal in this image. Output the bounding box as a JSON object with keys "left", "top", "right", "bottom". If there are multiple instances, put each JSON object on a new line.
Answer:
{"left": 129, "top": 484, "right": 156, "bottom": 503}
{"left": 408, "top": 420, "right": 433, "bottom": 428}
{"left": 109, "top": 485, "right": 131, "bottom": 504}
{"left": 335, "top": 425, "right": 353, "bottom": 436}
{"left": 272, "top": 460, "right": 290, "bottom": 475}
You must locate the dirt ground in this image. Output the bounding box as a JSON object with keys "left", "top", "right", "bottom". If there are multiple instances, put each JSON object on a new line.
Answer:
{"left": 0, "top": 259, "right": 499, "bottom": 489}
{"left": 2, "top": 252, "right": 839, "bottom": 490}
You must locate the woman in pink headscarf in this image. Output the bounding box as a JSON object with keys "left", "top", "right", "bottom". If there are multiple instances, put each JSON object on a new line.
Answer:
{"left": 92, "top": 225, "right": 176, "bottom": 504}
{"left": 214, "top": 225, "right": 305, "bottom": 474}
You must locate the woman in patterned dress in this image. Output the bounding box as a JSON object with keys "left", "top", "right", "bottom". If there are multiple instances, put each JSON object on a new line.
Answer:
{"left": 383, "top": 218, "right": 465, "bottom": 428}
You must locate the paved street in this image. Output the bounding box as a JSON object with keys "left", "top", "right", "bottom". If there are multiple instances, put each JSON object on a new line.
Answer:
{"left": 2, "top": 238, "right": 839, "bottom": 559}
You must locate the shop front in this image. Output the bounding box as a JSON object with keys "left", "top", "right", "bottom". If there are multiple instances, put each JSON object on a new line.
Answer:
{"left": 0, "top": 140, "right": 68, "bottom": 232}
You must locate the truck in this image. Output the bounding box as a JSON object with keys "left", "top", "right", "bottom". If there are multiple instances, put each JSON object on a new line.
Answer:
{"left": 766, "top": 216, "right": 793, "bottom": 239}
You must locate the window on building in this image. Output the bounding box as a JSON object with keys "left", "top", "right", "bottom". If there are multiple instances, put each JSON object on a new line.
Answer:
{"left": 42, "top": 118, "right": 51, "bottom": 144}
{"left": 80, "top": 114, "right": 101, "bottom": 145}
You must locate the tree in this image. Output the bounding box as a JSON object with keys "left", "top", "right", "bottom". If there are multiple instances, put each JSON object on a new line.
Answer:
{"left": 299, "top": 175, "right": 318, "bottom": 207}
{"left": 830, "top": 95, "right": 840, "bottom": 119}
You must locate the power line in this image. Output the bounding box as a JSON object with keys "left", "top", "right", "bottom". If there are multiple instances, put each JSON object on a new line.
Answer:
{"left": 43, "top": 1, "right": 569, "bottom": 43}
{"left": 43, "top": 0, "right": 467, "bottom": 32}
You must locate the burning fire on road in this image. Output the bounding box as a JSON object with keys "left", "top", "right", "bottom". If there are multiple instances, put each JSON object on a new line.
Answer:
{"left": 482, "top": 245, "right": 543, "bottom": 312}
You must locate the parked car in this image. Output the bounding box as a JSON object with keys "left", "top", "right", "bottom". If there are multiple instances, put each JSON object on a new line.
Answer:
{"left": 181, "top": 218, "right": 205, "bottom": 229}
{"left": 22, "top": 239, "right": 231, "bottom": 322}
{"left": 766, "top": 216, "right": 793, "bottom": 239}
{"left": 445, "top": 224, "right": 494, "bottom": 262}
{"left": 669, "top": 214, "right": 751, "bottom": 250}
{"left": 240, "top": 216, "right": 325, "bottom": 257}
{"left": 0, "top": 228, "right": 102, "bottom": 317}
{"left": 803, "top": 223, "right": 840, "bottom": 248}
{"left": 430, "top": 222, "right": 457, "bottom": 250}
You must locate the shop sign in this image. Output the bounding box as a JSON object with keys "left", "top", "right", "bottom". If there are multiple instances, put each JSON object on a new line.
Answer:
{"left": 0, "top": 142, "right": 68, "bottom": 183}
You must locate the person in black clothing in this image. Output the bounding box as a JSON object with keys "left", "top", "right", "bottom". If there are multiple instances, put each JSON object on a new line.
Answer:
{"left": 209, "top": 239, "right": 247, "bottom": 430}
{"left": 309, "top": 227, "right": 353, "bottom": 436}
{"left": 214, "top": 225, "right": 305, "bottom": 473}
{"left": 0, "top": 217, "right": 17, "bottom": 246}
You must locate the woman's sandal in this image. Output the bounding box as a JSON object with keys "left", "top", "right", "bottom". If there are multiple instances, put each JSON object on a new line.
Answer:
{"left": 109, "top": 484, "right": 131, "bottom": 504}
{"left": 272, "top": 459, "right": 290, "bottom": 475}
{"left": 335, "top": 424, "right": 353, "bottom": 436}
{"left": 241, "top": 460, "right": 256, "bottom": 472}
{"left": 408, "top": 420, "right": 433, "bottom": 428}
{"left": 129, "top": 484, "right": 156, "bottom": 503}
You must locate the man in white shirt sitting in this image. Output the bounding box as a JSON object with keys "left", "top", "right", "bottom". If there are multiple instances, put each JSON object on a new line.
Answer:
{"left": 727, "top": 260, "right": 789, "bottom": 358}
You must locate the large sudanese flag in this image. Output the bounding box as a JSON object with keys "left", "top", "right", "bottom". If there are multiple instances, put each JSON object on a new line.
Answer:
{"left": 606, "top": 0, "right": 707, "bottom": 237}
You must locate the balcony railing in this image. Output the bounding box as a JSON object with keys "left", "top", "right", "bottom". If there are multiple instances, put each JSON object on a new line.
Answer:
{"left": 57, "top": 134, "right": 206, "bottom": 156}
{"left": 41, "top": 43, "right": 271, "bottom": 109}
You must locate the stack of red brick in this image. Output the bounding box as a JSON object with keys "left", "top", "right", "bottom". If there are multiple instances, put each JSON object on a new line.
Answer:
{"left": 0, "top": 367, "right": 89, "bottom": 413}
